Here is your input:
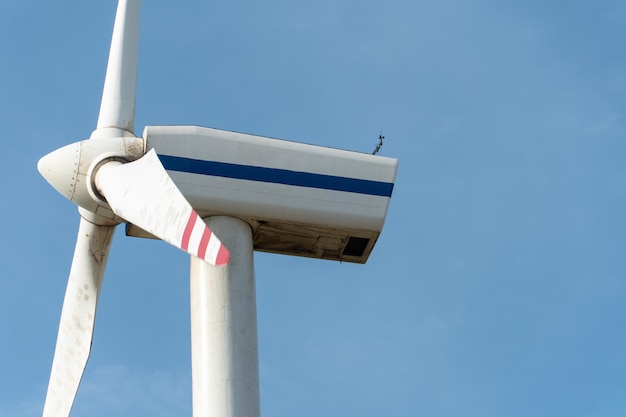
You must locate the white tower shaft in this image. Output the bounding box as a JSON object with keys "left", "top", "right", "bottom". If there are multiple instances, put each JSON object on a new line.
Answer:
{"left": 190, "top": 216, "right": 261, "bottom": 417}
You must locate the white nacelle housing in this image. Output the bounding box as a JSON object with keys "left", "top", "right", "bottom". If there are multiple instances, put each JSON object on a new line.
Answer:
{"left": 126, "top": 126, "right": 398, "bottom": 263}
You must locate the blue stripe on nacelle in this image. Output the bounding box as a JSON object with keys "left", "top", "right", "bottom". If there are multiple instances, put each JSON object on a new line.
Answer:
{"left": 158, "top": 155, "right": 394, "bottom": 197}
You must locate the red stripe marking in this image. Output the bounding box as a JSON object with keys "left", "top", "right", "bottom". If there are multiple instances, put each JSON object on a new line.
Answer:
{"left": 197, "top": 227, "right": 212, "bottom": 260}
{"left": 181, "top": 211, "right": 197, "bottom": 252}
{"left": 215, "top": 244, "right": 230, "bottom": 266}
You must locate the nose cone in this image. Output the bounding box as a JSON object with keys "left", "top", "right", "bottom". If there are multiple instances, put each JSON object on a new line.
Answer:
{"left": 38, "top": 142, "right": 81, "bottom": 201}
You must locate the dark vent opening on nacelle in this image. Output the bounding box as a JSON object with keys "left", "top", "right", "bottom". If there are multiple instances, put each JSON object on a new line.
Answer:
{"left": 343, "top": 237, "right": 370, "bottom": 257}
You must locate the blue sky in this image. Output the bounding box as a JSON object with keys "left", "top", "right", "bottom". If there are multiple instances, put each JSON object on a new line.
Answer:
{"left": 1, "top": 0, "right": 625, "bottom": 416}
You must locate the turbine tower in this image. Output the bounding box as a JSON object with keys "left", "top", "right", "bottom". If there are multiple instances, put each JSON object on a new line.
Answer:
{"left": 37, "top": 1, "right": 398, "bottom": 416}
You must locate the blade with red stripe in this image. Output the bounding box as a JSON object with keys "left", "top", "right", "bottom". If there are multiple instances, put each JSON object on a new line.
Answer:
{"left": 181, "top": 211, "right": 230, "bottom": 265}
{"left": 95, "top": 149, "right": 230, "bottom": 266}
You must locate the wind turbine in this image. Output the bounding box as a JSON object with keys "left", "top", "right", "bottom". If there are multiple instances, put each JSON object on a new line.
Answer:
{"left": 38, "top": 1, "right": 398, "bottom": 417}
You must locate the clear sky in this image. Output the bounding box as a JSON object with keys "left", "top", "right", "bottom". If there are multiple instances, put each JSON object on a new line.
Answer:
{"left": 1, "top": 0, "right": 625, "bottom": 416}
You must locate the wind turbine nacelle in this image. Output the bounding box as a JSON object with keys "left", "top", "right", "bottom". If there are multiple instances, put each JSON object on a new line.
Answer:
{"left": 126, "top": 126, "right": 398, "bottom": 263}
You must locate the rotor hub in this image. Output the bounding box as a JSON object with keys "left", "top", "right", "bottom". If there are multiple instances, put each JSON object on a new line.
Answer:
{"left": 37, "top": 136, "right": 145, "bottom": 219}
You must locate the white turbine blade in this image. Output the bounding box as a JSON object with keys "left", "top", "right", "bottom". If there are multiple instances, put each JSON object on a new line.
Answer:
{"left": 96, "top": 0, "right": 141, "bottom": 134}
{"left": 43, "top": 218, "right": 115, "bottom": 417}
{"left": 95, "top": 149, "right": 230, "bottom": 266}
